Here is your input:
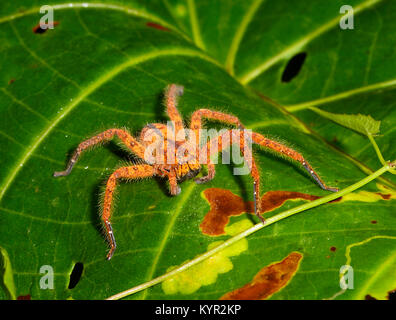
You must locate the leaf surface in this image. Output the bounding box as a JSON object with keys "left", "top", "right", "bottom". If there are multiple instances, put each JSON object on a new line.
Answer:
{"left": 0, "top": 0, "right": 395, "bottom": 300}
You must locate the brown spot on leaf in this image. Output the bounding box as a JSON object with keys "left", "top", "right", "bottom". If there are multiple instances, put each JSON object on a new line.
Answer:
{"left": 17, "top": 294, "right": 31, "bottom": 300}
{"left": 330, "top": 246, "right": 337, "bottom": 252}
{"left": 8, "top": 78, "right": 15, "bottom": 85}
{"left": 371, "top": 220, "right": 377, "bottom": 224}
{"left": 220, "top": 252, "right": 303, "bottom": 300}
{"left": 365, "top": 294, "right": 377, "bottom": 300}
{"left": 146, "top": 22, "right": 170, "bottom": 32}
{"left": 200, "top": 188, "right": 252, "bottom": 235}
{"left": 376, "top": 193, "right": 391, "bottom": 200}
{"left": 32, "top": 21, "right": 59, "bottom": 34}
{"left": 201, "top": 188, "right": 339, "bottom": 236}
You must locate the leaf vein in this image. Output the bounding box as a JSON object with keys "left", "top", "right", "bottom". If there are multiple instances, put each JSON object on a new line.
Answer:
{"left": 239, "top": 0, "right": 384, "bottom": 84}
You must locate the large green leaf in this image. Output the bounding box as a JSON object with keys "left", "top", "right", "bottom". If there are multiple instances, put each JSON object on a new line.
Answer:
{"left": 0, "top": 0, "right": 395, "bottom": 300}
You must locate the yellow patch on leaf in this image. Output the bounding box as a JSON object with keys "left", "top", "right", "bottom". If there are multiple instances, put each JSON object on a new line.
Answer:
{"left": 340, "top": 183, "right": 396, "bottom": 202}
{"left": 162, "top": 219, "right": 253, "bottom": 295}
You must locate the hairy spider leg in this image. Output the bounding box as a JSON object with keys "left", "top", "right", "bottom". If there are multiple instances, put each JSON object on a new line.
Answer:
{"left": 189, "top": 110, "right": 263, "bottom": 221}
{"left": 102, "top": 165, "right": 155, "bottom": 260}
{"left": 240, "top": 133, "right": 262, "bottom": 222}
{"left": 250, "top": 132, "right": 339, "bottom": 192}
{"left": 164, "top": 84, "right": 186, "bottom": 141}
{"left": 168, "top": 172, "right": 181, "bottom": 195}
{"left": 189, "top": 109, "right": 247, "bottom": 181}
{"left": 190, "top": 109, "right": 246, "bottom": 130}
{"left": 190, "top": 109, "right": 246, "bottom": 149}
{"left": 196, "top": 129, "right": 265, "bottom": 223}
{"left": 53, "top": 129, "right": 146, "bottom": 177}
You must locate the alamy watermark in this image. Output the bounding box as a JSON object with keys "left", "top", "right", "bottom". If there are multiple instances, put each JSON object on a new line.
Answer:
{"left": 339, "top": 265, "right": 354, "bottom": 290}
{"left": 39, "top": 265, "right": 54, "bottom": 289}
{"left": 39, "top": 5, "right": 55, "bottom": 29}
{"left": 142, "top": 122, "right": 253, "bottom": 176}
{"left": 340, "top": 5, "right": 354, "bottom": 30}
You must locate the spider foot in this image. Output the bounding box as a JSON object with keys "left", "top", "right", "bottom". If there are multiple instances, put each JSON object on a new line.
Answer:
{"left": 53, "top": 170, "right": 70, "bottom": 177}
{"left": 170, "top": 185, "right": 181, "bottom": 196}
{"left": 256, "top": 213, "right": 265, "bottom": 224}
{"left": 194, "top": 175, "right": 213, "bottom": 184}
{"left": 104, "top": 220, "right": 116, "bottom": 260}
{"left": 325, "top": 186, "right": 339, "bottom": 192}
{"left": 173, "top": 84, "right": 184, "bottom": 96}
{"left": 53, "top": 160, "right": 76, "bottom": 177}
{"left": 194, "top": 177, "right": 206, "bottom": 184}
{"left": 106, "top": 246, "right": 116, "bottom": 260}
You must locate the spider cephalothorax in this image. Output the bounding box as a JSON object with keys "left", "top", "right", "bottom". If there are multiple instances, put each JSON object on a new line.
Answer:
{"left": 54, "top": 84, "right": 338, "bottom": 260}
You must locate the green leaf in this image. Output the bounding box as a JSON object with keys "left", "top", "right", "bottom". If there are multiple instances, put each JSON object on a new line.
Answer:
{"left": 0, "top": 246, "right": 17, "bottom": 299}
{"left": 0, "top": 0, "right": 395, "bottom": 300}
{"left": 308, "top": 107, "right": 381, "bottom": 136}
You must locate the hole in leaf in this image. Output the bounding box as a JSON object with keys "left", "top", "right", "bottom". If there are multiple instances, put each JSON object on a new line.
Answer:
{"left": 281, "top": 52, "right": 307, "bottom": 82}
{"left": 68, "top": 262, "right": 83, "bottom": 289}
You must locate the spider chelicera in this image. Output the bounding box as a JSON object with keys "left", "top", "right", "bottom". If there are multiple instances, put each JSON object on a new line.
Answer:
{"left": 54, "top": 84, "right": 338, "bottom": 260}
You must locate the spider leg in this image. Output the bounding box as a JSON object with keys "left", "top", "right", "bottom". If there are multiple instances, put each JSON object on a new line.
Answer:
{"left": 240, "top": 132, "right": 265, "bottom": 223}
{"left": 164, "top": 84, "right": 186, "bottom": 140}
{"left": 188, "top": 109, "right": 263, "bottom": 221}
{"left": 168, "top": 173, "right": 181, "bottom": 196}
{"left": 102, "top": 164, "right": 154, "bottom": 260}
{"left": 53, "top": 129, "right": 146, "bottom": 177}
{"left": 190, "top": 109, "right": 246, "bottom": 152}
{"left": 189, "top": 109, "right": 246, "bottom": 181}
{"left": 197, "top": 129, "right": 265, "bottom": 223}
{"left": 194, "top": 163, "right": 215, "bottom": 184}
{"left": 190, "top": 109, "right": 245, "bottom": 131}
{"left": 250, "top": 132, "right": 338, "bottom": 192}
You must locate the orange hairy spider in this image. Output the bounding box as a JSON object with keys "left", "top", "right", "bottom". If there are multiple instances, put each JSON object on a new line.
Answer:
{"left": 54, "top": 84, "right": 338, "bottom": 260}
